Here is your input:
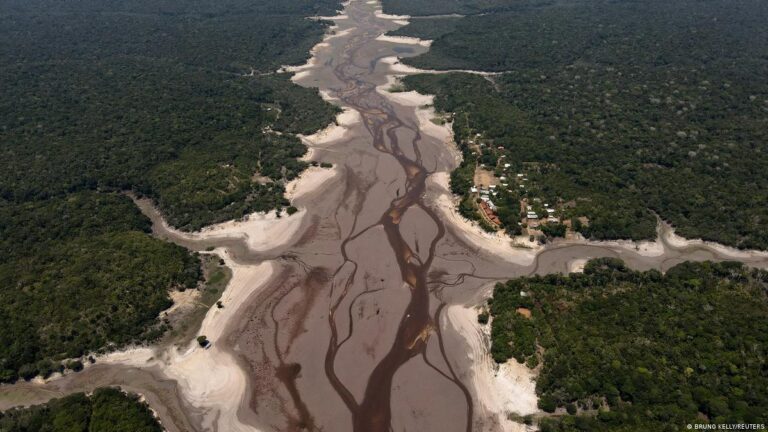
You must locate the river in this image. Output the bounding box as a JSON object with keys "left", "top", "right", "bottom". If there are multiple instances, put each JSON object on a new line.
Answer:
{"left": 2, "top": 1, "right": 767, "bottom": 431}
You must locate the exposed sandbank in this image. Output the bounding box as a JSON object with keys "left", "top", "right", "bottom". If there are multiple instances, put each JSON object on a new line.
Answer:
{"left": 661, "top": 224, "right": 768, "bottom": 260}
{"left": 376, "top": 34, "right": 432, "bottom": 47}
{"left": 374, "top": 9, "right": 410, "bottom": 21}
{"left": 375, "top": 76, "right": 540, "bottom": 267}
{"left": 568, "top": 258, "right": 589, "bottom": 273}
{"left": 381, "top": 56, "right": 503, "bottom": 76}
{"left": 428, "top": 173, "right": 539, "bottom": 267}
{"left": 298, "top": 108, "right": 362, "bottom": 148}
{"left": 445, "top": 306, "right": 538, "bottom": 431}
{"left": 96, "top": 259, "right": 277, "bottom": 432}
{"left": 8, "top": 2, "right": 768, "bottom": 432}
{"left": 285, "top": 166, "right": 340, "bottom": 202}
{"left": 152, "top": 209, "right": 304, "bottom": 254}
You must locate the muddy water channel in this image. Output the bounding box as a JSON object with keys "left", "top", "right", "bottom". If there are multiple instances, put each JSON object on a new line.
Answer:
{"left": 3, "top": 1, "right": 768, "bottom": 431}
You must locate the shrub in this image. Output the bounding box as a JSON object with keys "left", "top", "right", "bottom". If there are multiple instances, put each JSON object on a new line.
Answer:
{"left": 67, "top": 360, "right": 84, "bottom": 372}
{"left": 477, "top": 312, "right": 489, "bottom": 324}
{"left": 197, "top": 335, "right": 209, "bottom": 347}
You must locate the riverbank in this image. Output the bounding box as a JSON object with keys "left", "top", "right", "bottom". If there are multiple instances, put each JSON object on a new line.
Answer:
{"left": 91, "top": 257, "right": 277, "bottom": 432}
{"left": 445, "top": 305, "right": 537, "bottom": 432}
{"left": 5, "top": 1, "right": 768, "bottom": 431}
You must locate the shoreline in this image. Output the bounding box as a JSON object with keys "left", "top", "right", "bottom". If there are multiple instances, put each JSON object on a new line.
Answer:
{"left": 444, "top": 305, "right": 537, "bottom": 432}
{"left": 375, "top": 30, "right": 768, "bottom": 267}
{"left": 95, "top": 257, "right": 277, "bottom": 432}
{"left": 375, "top": 34, "right": 432, "bottom": 47}
{"left": 380, "top": 55, "right": 503, "bottom": 77}
{"left": 371, "top": 11, "right": 768, "bottom": 429}
{"left": 135, "top": 3, "right": 768, "bottom": 431}
{"left": 372, "top": 10, "right": 543, "bottom": 429}
{"left": 660, "top": 223, "right": 768, "bottom": 259}
{"left": 134, "top": 196, "right": 306, "bottom": 255}
{"left": 0, "top": 6, "right": 351, "bottom": 430}
{"left": 374, "top": 43, "right": 542, "bottom": 268}
{"left": 4, "top": 1, "right": 768, "bottom": 431}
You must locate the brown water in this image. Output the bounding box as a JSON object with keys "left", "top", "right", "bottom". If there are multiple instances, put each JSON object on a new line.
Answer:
{"left": 3, "top": 1, "right": 768, "bottom": 431}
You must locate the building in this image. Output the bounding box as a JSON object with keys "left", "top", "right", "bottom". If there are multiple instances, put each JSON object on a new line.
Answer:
{"left": 479, "top": 201, "right": 502, "bottom": 226}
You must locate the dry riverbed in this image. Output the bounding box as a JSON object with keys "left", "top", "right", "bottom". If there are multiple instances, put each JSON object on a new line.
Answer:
{"left": 3, "top": 2, "right": 768, "bottom": 432}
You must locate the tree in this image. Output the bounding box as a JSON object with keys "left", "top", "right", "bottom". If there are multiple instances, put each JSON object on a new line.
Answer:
{"left": 539, "top": 395, "right": 557, "bottom": 413}
{"left": 541, "top": 222, "right": 566, "bottom": 238}
{"left": 18, "top": 364, "right": 38, "bottom": 381}
{"left": 478, "top": 312, "right": 489, "bottom": 324}
{"left": 66, "top": 360, "right": 84, "bottom": 372}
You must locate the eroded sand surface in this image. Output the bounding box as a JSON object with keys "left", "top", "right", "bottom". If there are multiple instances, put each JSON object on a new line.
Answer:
{"left": 3, "top": 1, "right": 768, "bottom": 431}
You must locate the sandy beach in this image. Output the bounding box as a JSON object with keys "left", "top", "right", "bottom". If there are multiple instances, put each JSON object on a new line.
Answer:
{"left": 93, "top": 259, "right": 277, "bottom": 431}
{"left": 428, "top": 173, "right": 539, "bottom": 267}
{"left": 161, "top": 209, "right": 305, "bottom": 254}
{"left": 158, "top": 258, "right": 277, "bottom": 432}
{"left": 285, "top": 166, "right": 340, "bottom": 202}
{"left": 380, "top": 56, "right": 503, "bottom": 76}
{"left": 298, "top": 108, "right": 361, "bottom": 148}
{"left": 444, "top": 306, "right": 537, "bottom": 432}
{"left": 375, "top": 34, "right": 432, "bottom": 47}
{"left": 660, "top": 223, "right": 768, "bottom": 260}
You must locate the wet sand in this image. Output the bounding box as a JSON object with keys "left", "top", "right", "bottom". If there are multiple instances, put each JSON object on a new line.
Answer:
{"left": 3, "top": 1, "right": 768, "bottom": 431}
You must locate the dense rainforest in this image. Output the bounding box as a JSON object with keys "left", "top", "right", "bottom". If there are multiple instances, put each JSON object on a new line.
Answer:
{"left": 0, "top": 0, "right": 341, "bottom": 381}
{"left": 0, "top": 387, "right": 163, "bottom": 432}
{"left": 381, "top": 0, "right": 535, "bottom": 16}
{"left": 0, "top": 193, "right": 200, "bottom": 382}
{"left": 1, "top": 0, "right": 341, "bottom": 229}
{"left": 390, "top": 0, "right": 768, "bottom": 249}
{"left": 489, "top": 259, "right": 768, "bottom": 431}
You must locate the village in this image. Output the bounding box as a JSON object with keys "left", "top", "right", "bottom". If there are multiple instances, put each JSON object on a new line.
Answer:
{"left": 459, "top": 133, "right": 586, "bottom": 242}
